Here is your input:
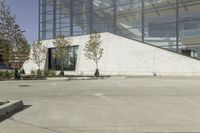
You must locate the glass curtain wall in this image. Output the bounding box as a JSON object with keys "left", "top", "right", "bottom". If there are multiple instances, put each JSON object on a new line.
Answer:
{"left": 56, "top": 0, "right": 71, "bottom": 37}
{"left": 39, "top": 0, "right": 53, "bottom": 39}
{"left": 144, "top": 0, "right": 177, "bottom": 51}
{"left": 115, "top": 0, "right": 142, "bottom": 40}
{"left": 178, "top": 0, "right": 200, "bottom": 57}
{"left": 72, "top": 0, "right": 91, "bottom": 36}
{"left": 40, "top": 0, "right": 200, "bottom": 59}
{"left": 39, "top": 0, "right": 71, "bottom": 39}
{"left": 93, "top": 0, "right": 114, "bottom": 33}
{"left": 39, "top": 0, "right": 91, "bottom": 39}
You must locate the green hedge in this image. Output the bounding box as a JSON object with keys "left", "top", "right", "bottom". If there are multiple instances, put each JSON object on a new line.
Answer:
{"left": 0, "top": 71, "right": 13, "bottom": 80}
{"left": 43, "top": 70, "right": 56, "bottom": 77}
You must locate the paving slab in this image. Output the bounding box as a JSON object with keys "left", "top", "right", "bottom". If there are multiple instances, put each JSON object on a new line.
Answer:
{"left": 0, "top": 77, "right": 200, "bottom": 132}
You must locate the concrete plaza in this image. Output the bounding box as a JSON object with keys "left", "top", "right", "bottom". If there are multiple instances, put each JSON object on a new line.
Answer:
{"left": 0, "top": 77, "right": 200, "bottom": 133}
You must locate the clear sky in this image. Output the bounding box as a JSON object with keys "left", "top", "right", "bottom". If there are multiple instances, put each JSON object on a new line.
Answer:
{"left": 6, "top": 0, "right": 38, "bottom": 44}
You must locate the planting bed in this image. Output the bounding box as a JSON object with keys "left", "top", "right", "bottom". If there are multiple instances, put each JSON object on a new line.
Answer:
{"left": 0, "top": 100, "right": 23, "bottom": 118}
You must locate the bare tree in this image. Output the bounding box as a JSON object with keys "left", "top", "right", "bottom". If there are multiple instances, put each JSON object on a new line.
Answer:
{"left": 53, "top": 35, "right": 72, "bottom": 76}
{"left": 31, "top": 41, "right": 47, "bottom": 71}
{"left": 84, "top": 32, "right": 103, "bottom": 76}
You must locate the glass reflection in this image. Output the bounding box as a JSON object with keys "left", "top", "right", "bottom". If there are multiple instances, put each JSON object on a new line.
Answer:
{"left": 40, "top": 0, "right": 200, "bottom": 59}
{"left": 49, "top": 46, "right": 79, "bottom": 71}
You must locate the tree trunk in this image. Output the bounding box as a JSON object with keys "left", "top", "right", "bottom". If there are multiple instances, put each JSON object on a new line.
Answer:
{"left": 61, "top": 62, "right": 64, "bottom": 71}
{"left": 38, "top": 62, "right": 40, "bottom": 71}
{"left": 5, "top": 62, "right": 8, "bottom": 71}
{"left": 94, "top": 60, "right": 99, "bottom": 77}
{"left": 95, "top": 60, "right": 99, "bottom": 70}
{"left": 60, "top": 62, "right": 64, "bottom": 77}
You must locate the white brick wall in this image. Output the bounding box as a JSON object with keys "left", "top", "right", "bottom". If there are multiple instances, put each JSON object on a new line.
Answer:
{"left": 23, "top": 32, "right": 200, "bottom": 76}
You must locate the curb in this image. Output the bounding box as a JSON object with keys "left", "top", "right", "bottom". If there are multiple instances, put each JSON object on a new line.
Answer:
{"left": 0, "top": 100, "right": 24, "bottom": 118}
{"left": 46, "top": 76, "right": 110, "bottom": 81}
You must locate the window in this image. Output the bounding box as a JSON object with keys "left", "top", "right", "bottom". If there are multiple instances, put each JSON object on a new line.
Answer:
{"left": 48, "top": 46, "right": 79, "bottom": 71}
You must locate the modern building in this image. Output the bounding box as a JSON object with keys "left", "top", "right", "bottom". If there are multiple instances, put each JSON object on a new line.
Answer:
{"left": 24, "top": 0, "right": 200, "bottom": 76}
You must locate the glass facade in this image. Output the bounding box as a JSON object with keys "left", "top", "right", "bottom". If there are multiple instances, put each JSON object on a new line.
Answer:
{"left": 48, "top": 46, "right": 79, "bottom": 71}
{"left": 39, "top": 0, "right": 200, "bottom": 59}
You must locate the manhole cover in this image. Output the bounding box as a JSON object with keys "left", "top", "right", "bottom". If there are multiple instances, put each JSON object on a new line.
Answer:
{"left": 18, "top": 85, "right": 31, "bottom": 87}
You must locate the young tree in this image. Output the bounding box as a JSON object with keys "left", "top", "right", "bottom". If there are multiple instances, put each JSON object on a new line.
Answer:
{"left": 0, "top": 0, "right": 15, "bottom": 41}
{"left": 84, "top": 32, "right": 103, "bottom": 76}
{"left": 0, "top": 0, "right": 14, "bottom": 69}
{"left": 0, "top": 38, "right": 10, "bottom": 69}
{"left": 31, "top": 41, "right": 47, "bottom": 71}
{"left": 0, "top": 0, "right": 30, "bottom": 71}
{"left": 53, "top": 35, "right": 72, "bottom": 76}
{"left": 14, "top": 24, "right": 30, "bottom": 69}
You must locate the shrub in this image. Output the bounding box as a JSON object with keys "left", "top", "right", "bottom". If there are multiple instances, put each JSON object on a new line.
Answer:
{"left": 37, "top": 70, "right": 42, "bottom": 77}
{"left": 35, "top": 70, "right": 46, "bottom": 80}
{"left": 31, "top": 70, "right": 36, "bottom": 75}
{"left": 94, "top": 69, "right": 100, "bottom": 77}
{"left": 43, "top": 70, "right": 56, "bottom": 77}
{"left": 43, "top": 71, "right": 49, "bottom": 77}
{"left": 0, "top": 100, "right": 9, "bottom": 106}
{"left": 0, "top": 71, "right": 3, "bottom": 77}
{"left": 21, "top": 74, "right": 36, "bottom": 80}
{"left": 20, "top": 69, "right": 25, "bottom": 74}
{"left": 0, "top": 102, "right": 4, "bottom": 106}
{"left": 59, "top": 70, "right": 64, "bottom": 77}
{"left": 6, "top": 71, "right": 12, "bottom": 79}
{"left": 14, "top": 69, "right": 20, "bottom": 80}
{"left": 50, "top": 71, "right": 56, "bottom": 77}
{"left": 1, "top": 71, "right": 12, "bottom": 80}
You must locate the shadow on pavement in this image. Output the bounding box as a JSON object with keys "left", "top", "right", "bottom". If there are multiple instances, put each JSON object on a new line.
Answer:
{"left": 0, "top": 105, "right": 32, "bottom": 122}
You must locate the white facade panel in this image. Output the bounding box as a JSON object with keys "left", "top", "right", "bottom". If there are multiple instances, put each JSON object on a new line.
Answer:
{"left": 23, "top": 32, "right": 200, "bottom": 76}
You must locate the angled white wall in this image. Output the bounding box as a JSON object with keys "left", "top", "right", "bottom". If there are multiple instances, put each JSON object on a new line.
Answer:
{"left": 24, "top": 32, "right": 200, "bottom": 76}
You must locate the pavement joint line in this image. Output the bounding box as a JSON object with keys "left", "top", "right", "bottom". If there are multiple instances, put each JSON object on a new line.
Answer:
{"left": 9, "top": 117, "right": 65, "bottom": 133}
